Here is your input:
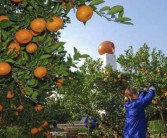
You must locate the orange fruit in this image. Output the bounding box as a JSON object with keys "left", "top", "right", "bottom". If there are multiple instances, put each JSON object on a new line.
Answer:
{"left": 30, "top": 18, "right": 46, "bottom": 33}
{"left": 57, "top": 79, "right": 64, "bottom": 84}
{"left": 164, "top": 92, "right": 167, "bottom": 97}
{"left": 8, "top": 42, "right": 21, "bottom": 54}
{"left": 11, "top": 0, "right": 23, "bottom": 3}
{"left": 0, "top": 105, "right": 3, "bottom": 111}
{"left": 34, "top": 66, "right": 47, "bottom": 78}
{"left": 6, "top": 91, "right": 14, "bottom": 99}
{"left": 76, "top": 5, "right": 93, "bottom": 22}
{"left": 56, "top": 79, "right": 64, "bottom": 87}
{"left": 0, "top": 62, "right": 11, "bottom": 76}
{"left": 17, "top": 105, "right": 24, "bottom": 110}
{"left": 26, "top": 43, "right": 38, "bottom": 54}
{"left": 15, "top": 29, "right": 33, "bottom": 44}
{"left": 30, "top": 29, "right": 40, "bottom": 36}
{"left": 38, "top": 126, "right": 43, "bottom": 132}
{"left": 46, "top": 16, "right": 64, "bottom": 32}
{"left": 34, "top": 104, "right": 43, "bottom": 111}
{"left": 164, "top": 72, "right": 167, "bottom": 76}
{"left": 31, "top": 128, "right": 39, "bottom": 135}
{"left": 41, "top": 121, "right": 49, "bottom": 128}
{"left": 62, "top": 0, "right": 74, "bottom": 9}
{"left": 57, "top": 82, "right": 63, "bottom": 87}
{"left": 152, "top": 100, "right": 158, "bottom": 105}
{"left": 0, "top": 15, "right": 9, "bottom": 21}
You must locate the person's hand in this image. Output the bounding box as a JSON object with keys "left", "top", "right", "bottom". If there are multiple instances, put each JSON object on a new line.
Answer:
{"left": 149, "top": 86, "right": 155, "bottom": 91}
{"left": 143, "top": 87, "right": 148, "bottom": 91}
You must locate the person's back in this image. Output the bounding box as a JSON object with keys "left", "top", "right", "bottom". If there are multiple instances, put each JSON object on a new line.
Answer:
{"left": 124, "top": 87, "right": 155, "bottom": 138}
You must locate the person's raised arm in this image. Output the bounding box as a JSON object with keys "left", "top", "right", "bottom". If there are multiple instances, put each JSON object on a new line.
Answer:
{"left": 138, "top": 87, "right": 148, "bottom": 99}
{"left": 139, "top": 86, "right": 155, "bottom": 107}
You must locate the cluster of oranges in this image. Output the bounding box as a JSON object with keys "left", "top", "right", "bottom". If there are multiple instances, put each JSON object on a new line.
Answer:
{"left": 31, "top": 121, "right": 49, "bottom": 135}
{"left": 0, "top": 2, "right": 94, "bottom": 78}
{"left": 0, "top": 0, "right": 95, "bottom": 136}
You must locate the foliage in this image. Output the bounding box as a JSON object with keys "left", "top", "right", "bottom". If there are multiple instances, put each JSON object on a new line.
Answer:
{"left": 0, "top": 0, "right": 132, "bottom": 137}
{"left": 57, "top": 44, "right": 167, "bottom": 137}
{"left": 58, "top": 58, "right": 130, "bottom": 137}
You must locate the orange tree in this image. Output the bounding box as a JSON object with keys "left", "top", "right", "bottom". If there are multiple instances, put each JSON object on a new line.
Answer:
{"left": 117, "top": 44, "right": 167, "bottom": 134}
{"left": 58, "top": 57, "right": 130, "bottom": 137}
{"left": 57, "top": 44, "right": 167, "bottom": 137}
{"left": 0, "top": 0, "right": 132, "bottom": 137}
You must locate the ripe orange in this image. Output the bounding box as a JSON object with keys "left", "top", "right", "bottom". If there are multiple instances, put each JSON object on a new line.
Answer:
{"left": 76, "top": 5, "right": 93, "bottom": 22}
{"left": 6, "top": 91, "right": 14, "bottom": 99}
{"left": 41, "top": 121, "right": 49, "bottom": 128}
{"left": 0, "top": 62, "right": 11, "bottom": 76}
{"left": 38, "top": 126, "right": 43, "bottom": 132}
{"left": 0, "top": 15, "right": 9, "bottom": 21}
{"left": 17, "top": 105, "right": 24, "bottom": 110}
{"left": 57, "top": 79, "right": 64, "bottom": 84}
{"left": 46, "top": 16, "right": 64, "bottom": 32}
{"left": 62, "top": 0, "right": 74, "bottom": 9}
{"left": 11, "top": 0, "right": 23, "bottom": 3}
{"left": 0, "top": 105, "right": 3, "bottom": 111}
{"left": 34, "top": 104, "right": 43, "bottom": 111}
{"left": 152, "top": 99, "right": 158, "bottom": 105}
{"left": 34, "top": 66, "right": 47, "bottom": 78}
{"left": 8, "top": 42, "right": 21, "bottom": 54}
{"left": 56, "top": 79, "right": 64, "bottom": 87}
{"left": 26, "top": 43, "right": 38, "bottom": 54}
{"left": 30, "top": 18, "right": 46, "bottom": 33}
{"left": 31, "top": 128, "right": 39, "bottom": 135}
{"left": 15, "top": 29, "right": 33, "bottom": 44}
{"left": 164, "top": 92, "right": 167, "bottom": 97}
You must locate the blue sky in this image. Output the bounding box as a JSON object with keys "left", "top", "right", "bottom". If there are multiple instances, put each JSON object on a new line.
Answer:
{"left": 60, "top": 0, "right": 167, "bottom": 63}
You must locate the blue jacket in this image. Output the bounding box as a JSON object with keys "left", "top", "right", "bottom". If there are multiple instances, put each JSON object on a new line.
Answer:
{"left": 124, "top": 89, "right": 155, "bottom": 138}
{"left": 84, "top": 116, "right": 98, "bottom": 131}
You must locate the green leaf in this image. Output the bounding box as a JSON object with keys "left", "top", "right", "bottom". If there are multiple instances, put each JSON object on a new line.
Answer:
{"left": 4, "top": 59, "right": 15, "bottom": 63}
{"left": 73, "top": 47, "right": 81, "bottom": 60}
{"left": 99, "top": 6, "right": 110, "bottom": 12}
{"left": 1, "top": 30, "right": 9, "bottom": 40}
{"left": 27, "top": 79, "right": 38, "bottom": 87}
{"left": 51, "top": 41, "right": 65, "bottom": 50}
{"left": 31, "top": 91, "right": 38, "bottom": 100}
{"left": 0, "top": 20, "right": 15, "bottom": 28}
{"left": 121, "top": 22, "right": 134, "bottom": 25}
{"left": 107, "top": 5, "right": 124, "bottom": 15}
{"left": 90, "top": 0, "right": 105, "bottom": 6}
{"left": 64, "top": 3, "right": 71, "bottom": 15}
{"left": 80, "top": 54, "right": 90, "bottom": 58}
{"left": 23, "top": 87, "right": 33, "bottom": 95}
{"left": 43, "top": 47, "right": 53, "bottom": 53}
{"left": 39, "top": 55, "right": 52, "bottom": 60}
{"left": 116, "top": 17, "right": 131, "bottom": 22}
{"left": 118, "top": 10, "right": 124, "bottom": 18}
